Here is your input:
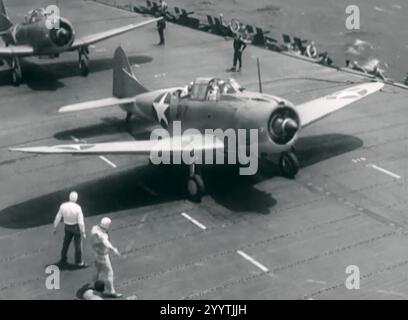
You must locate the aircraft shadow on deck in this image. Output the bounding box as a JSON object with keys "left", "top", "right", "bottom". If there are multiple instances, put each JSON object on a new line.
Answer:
{"left": 0, "top": 55, "right": 153, "bottom": 91}
{"left": 0, "top": 133, "right": 362, "bottom": 229}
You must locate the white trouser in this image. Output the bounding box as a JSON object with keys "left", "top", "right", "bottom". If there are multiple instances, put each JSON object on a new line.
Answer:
{"left": 93, "top": 254, "right": 115, "bottom": 294}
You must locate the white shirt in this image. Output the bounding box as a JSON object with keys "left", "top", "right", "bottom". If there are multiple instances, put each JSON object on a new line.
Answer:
{"left": 54, "top": 201, "right": 85, "bottom": 233}
{"left": 91, "top": 225, "right": 114, "bottom": 256}
{"left": 160, "top": 1, "right": 168, "bottom": 11}
{"left": 83, "top": 289, "right": 103, "bottom": 300}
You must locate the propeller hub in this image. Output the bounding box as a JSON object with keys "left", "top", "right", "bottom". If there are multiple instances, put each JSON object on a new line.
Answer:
{"left": 268, "top": 106, "right": 300, "bottom": 145}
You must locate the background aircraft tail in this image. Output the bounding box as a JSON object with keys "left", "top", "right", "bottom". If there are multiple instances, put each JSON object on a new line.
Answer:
{"left": 0, "top": 0, "right": 13, "bottom": 33}
{"left": 113, "top": 46, "right": 149, "bottom": 98}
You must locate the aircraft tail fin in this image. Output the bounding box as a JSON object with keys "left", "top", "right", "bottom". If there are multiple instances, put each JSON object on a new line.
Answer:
{"left": 0, "top": 0, "right": 12, "bottom": 33}
{"left": 112, "top": 46, "right": 149, "bottom": 98}
{"left": 0, "top": 0, "right": 7, "bottom": 16}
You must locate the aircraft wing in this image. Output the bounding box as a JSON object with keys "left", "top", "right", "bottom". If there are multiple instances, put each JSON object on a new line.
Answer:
{"left": 0, "top": 45, "right": 34, "bottom": 57}
{"left": 296, "top": 82, "right": 384, "bottom": 128}
{"left": 10, "top": 134, "right": 225, "bottom": 156}
{"left": 71, "top": 18, "right": 161, "bottom": 49}
{"left": 59, "top": 97, "right": 137, "bottom": 113}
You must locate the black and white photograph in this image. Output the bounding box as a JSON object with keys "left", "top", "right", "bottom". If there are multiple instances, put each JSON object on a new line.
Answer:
{"left": 0, "top": 0, "right": 406, "bottom": 305}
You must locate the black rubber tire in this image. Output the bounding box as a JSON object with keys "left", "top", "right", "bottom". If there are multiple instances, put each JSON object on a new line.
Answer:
{"left": 187, "top": 174, "right": 205, "bottom": 201}
{"left": 279, "top": 152, "right": 299, "bottom": 178}
{"left": 79, "top": 59, "right": 89, "bottom": 77}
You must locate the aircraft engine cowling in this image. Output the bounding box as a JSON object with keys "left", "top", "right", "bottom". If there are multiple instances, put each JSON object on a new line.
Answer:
{"left": 267, "top": 104, "right": 300, "bottom": 146}
{"left": 49, "top": 18, "right": 75, "bottom": 48}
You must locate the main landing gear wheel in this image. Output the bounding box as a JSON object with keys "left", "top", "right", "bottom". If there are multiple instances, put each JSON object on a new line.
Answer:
{"left": 187, "top": 174, "right": 205, "bottom": 202}
{"left": 279, "top": 151, "right": 299, "bottom": 179}
{"left": 79, "top": 57, "right": 89, "bottom": 77}
{"left": 78, "top": 47, "right": 90, "bottom": 77}
{"left": 11, "top": 58, "right": 22, "bottom": 86}
{"left": 186, "top": 162, "right": 205, "bottom": 202}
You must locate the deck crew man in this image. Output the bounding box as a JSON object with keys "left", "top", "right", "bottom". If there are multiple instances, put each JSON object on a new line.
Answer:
{"left": 229, "top": 33, "right": 247, "bottom": 72}
{"left": 156, "top": 13, "right": 166, "bottom": 46}
{"left": 91, "top": 217, "right": 122, "bottom": 298}
{"left": 53, "top": 191, "right": 87, "bottom": 268}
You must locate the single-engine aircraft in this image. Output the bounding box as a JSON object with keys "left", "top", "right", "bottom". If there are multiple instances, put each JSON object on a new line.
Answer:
{"left": 10, "top": 47, "right": 384, "bottom": 201}
{"left": 0, "top": 0, "right": 160, "bottom": 85}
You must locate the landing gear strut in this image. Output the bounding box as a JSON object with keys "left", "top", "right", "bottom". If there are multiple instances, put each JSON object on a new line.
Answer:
{"left": 125, "top": 112, "right": 132, "bottom": 123}
{"left": 11, "top": 57, "right": 22, "bottom": 86}
{"left": 187, "top": 163, "right": 205, "bottom": 202}
{"left": 78, "top": 46, "right": 89, "bottom": 77}
{"left": 279, "top": 151, "right": 299, "bottom": 179}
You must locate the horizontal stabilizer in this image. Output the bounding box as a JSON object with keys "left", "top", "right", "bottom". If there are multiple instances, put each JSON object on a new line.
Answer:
{"left": 59, "top": 97, "right": 136, "bottom": 113}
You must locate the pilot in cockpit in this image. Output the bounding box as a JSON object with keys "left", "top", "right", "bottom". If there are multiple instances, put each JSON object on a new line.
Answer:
{"left": 207, "top": 81, "right": 220, "bottom": 101}
{"left": 218, "top": 80, "right": 228, "bottom": 95}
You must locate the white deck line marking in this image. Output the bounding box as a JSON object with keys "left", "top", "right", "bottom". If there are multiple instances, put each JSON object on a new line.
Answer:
{"left": 377, "top": 290, "right": 408, "bottom": 299}
{"left": 181, "top": 212, "right": 207, "bottom": 230}
{"left": 99, "top": 156, "right": 117, "bottom": 168}
{"left": 306, "top": 279, "right": 327, "bottom": 285}
{"left": 71, "top": 136, "right": 117, "bottom": 169}
{"left": 367, "top": 164, "right": 401, "bottom": 179}
{"left": 154, "top": 73, "right": 166, "bottom": 78}
{"left": 237, "top": 250, "right": 269, "bottom": 273}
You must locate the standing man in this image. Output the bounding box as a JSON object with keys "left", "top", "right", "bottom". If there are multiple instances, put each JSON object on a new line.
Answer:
{"left": 53, "top": 191, "right": 87, "bottom": 268}
{"left": 156, "top": 13, "right": 166, "bottom": 46}
{"left": 229, "top": 33, "right": 247, "bottom": 72}
{"left": 91, "top": 217, "right": 122, "bottom": 298}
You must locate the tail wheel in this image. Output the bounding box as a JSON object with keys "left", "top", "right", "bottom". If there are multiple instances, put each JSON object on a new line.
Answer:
{"left": 79, "top": 58, "right": 89, "bottom": 77}
{"left": 279, "top": 152, "right": 299, "bottom": 178}
{"left": 187, "top": 174, "right": 205, "bottom": 202}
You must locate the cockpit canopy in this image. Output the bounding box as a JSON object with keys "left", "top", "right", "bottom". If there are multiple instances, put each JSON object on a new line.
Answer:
{"left": 187, "top": 77, "right": 242, "bottom": 101}
{"left": 24, "top": 8, "right": 47, "bottom": 24}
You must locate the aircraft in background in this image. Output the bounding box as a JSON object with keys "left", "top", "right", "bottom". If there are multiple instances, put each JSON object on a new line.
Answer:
{"left": 0, "top": 0, "right": 160, "bottom": 85}
{"left": 11, "top": 47, "right": 384, "bottom": 201}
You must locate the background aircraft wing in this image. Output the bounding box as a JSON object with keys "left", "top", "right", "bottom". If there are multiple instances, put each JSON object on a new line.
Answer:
{"left": 10, "top": 134, "right": 225, "bottom": 156}
{"left": 71, "top": 18, "right": 161, "bottom": 49}
{"left": 59, "top": 97, "right": 137, "bottom": 113}
{"left": 296, "top": 82, "right": 384, "bottom": 128}
{"left": 0, "top": 45, "right": 34, "bottom": 57}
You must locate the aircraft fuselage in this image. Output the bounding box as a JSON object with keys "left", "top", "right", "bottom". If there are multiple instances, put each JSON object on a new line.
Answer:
{"left": 120, "top": 88, "right": 300, "bottom": 159}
